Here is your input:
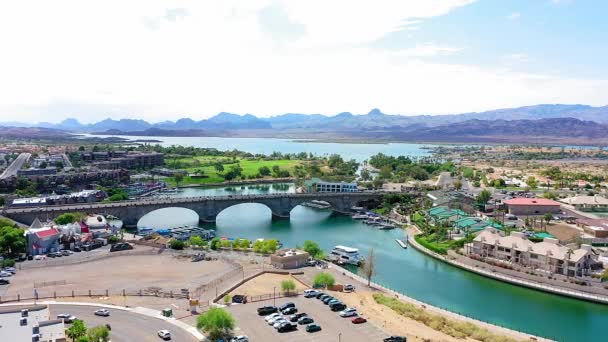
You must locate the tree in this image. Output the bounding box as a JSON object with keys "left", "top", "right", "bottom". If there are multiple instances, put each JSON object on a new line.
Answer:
{"left": 476, "top": 189, "right": 491, "bottom": 205}
{"left": 210, "top": 238, "right": 220, "bottom": 250}
{"left": 39, "top": 161, "right": 48, "bottom": 169}
{"left": 527, "top": 176, "right": 538, "bottom": 189}
{"left": 214, "top": 163, "right": 225, "bottom": 172}
{"left": 223, "top": 294, "right": 232, "bottom": 305}
{"left": 360, "top": 169, "right": 371, "bottom": 181}
{"left": 0, "top": 197, "right": 5, "bottom": 207}
{"left": 189, "top": 235, "right": 205, "bottom": 247}
{"left": 169, "top": 239, "right": 185, "bottom": 250}
{"left": 543, "top": 213, "right": 553, "bottom": 231}
{"left": 258, "top": 166, "right": 271, "bottom": 176}
{"left": 313, "top": 272, "right": 335, "bottom": 288}
{"left": 0, "top": 226, "right": 26, "bottom": 256}
{"left": 302, "top": 240, "right": 324, "bottom": 259}
{"left": 67, "top": 319, "right": 87, "bottom": 340}
{"left": 196, "top": 307, "right": 236, "bottom": 340}
{"left": 379, "top": 165, "right": 392, "bottom": 179}
{"left": 361, "top": 248, "right": 377, "bottom": 287}
{"left": 54, "top": 213, "right": 76, "bottom": 225}
{"left": 174, "top": 173, "right": 184, "bottom": 187}
{"left": 87, "top": 325, "right": 110, "bottom": 342}
{"left": 453, "top": 180, "right": 463, "bottom": 190}
{"left": 281, "top": 279, "right": 296, "bottom": 295}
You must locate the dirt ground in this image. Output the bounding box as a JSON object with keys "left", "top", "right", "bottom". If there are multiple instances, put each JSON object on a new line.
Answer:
{"left": 545, "top": 223, "right": 582, "bottom": 241}
{"left": 229, "top": 272, "right": 308, "bottom": 298}
{"left": 332, "top": 290, "right": 477, "bottom": 342}
{"left": 5, "top": 253, "right": 233, "bottom": 298}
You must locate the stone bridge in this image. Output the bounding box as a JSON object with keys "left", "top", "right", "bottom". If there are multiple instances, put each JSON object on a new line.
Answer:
{"left": 3, "top": 192, "right": 384, "bottom": 226}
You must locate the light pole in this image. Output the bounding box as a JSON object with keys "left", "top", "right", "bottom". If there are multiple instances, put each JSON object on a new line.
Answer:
{"left": 339, "top": 332, "right": 342, "bottom": 342}
{"left": 273, "top": 286, "right": 276, "bottom": 306}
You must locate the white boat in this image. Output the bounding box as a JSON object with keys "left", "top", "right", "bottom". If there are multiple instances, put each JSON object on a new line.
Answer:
{"left": 328, "top": 245, "right": 364, "bottom": 265}
{"left": 396, "top": 239, "right": 408, "bottom": 249}
{"left": 378, "top": 223, "right": 396, "bottom": 230}
{"left": 302, "top": 200, "right": 331, "bottom": 210}
{"left": 352, "top": 214, "right": 369, "bottom": 220}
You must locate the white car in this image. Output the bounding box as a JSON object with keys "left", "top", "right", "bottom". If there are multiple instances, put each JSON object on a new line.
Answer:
{"left": 34, "top": 255, "right": 46, "bottom": 260}
{"left": 339, "top": 308, "right": 358, "bottom": 317}
{"left": 230, "top": 336, "right": 249, "bottom": 342}
{"left": 94, "top": 309, "right": 110, "bottom": 317}
{"left": 304, "top": 289, "right": 319, "bottom": 298}
{"left": 268, "top": 316, "right": 285, "bottom": 325}
{"left": 343, "top": 284, "right": 355, "bottom": 292}
{"left": 273, "top": 319, "right": 288, "bottom": 329}
{"left": 265, "top": 313, "right": 282, "bottom": 321}
{"left": 0, "top": 271, "right": 11, "bottom": 277}
{"left": 158, "top": 330, "right": 171, "bottom": 340}
{"left": 57, "top": 314, "right": 77, "bottom": 323}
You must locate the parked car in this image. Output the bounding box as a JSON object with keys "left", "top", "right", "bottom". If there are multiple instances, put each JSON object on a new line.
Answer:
{"left": 57, "top": 314, "right": 77, "bottom": 323}
{"left": 327, "top": 299, "right": 341, "bottom": 306}
{"left": 61, "top": 250, "right": 73, "bottom": 256}
{"left": 110, "top": 243, "right": 133, "bottom": 252}
{"left": 277, "top": 322, "right": 297, "bottom": 332}
{"left": 257, "top": 306, "right": 278, "bottom": 316}
{"left": 34, "top": 255, "right": 46, "bottom": 260}
{"left": 230, "top": 336, "right": 249, "bottom": 342}
{"left": 0, "top": 271, "right": 12, "bottom": 278}
{"left": 318, "top": 294, "right": 330, "bottom": 301}
{"left": 3, "top": 267, "right": 17, "bottom": 274}
{"left": 157, "top": 329, "right": 171, "bottom": 340}
{"left": 268, "top": 316, "right": 286, "bottom": 326}
{"left": 339, "top": 308, "right": 358, "bottom": 317}
{"left": 384, "top": 336, "right": 407, "bottom": 342}
{"left": 273, "top": 319, "right": 288, "bottom": 328}
{"left": 264, "top": 313, "right": 281, "bottom": 322}
{"left": 304, "top": 289, "right": 319, "bottom": 298}
{"left": 289, "top": 313, "right": 307, "bottom": 322}
{"left": 322, "top": 297, "right": 335, "bottom": 304}
{"left": 352, "top": 317, "right": 367, "bottom": 324}
{"left": 298, "top": 317, "right": 314, "bottom": 325}
{"left": 306, "top": 323, "right": 322, "bottom": 333}
{"left": 278, "top": 302, "right": 295, "bottom": 311}
{"left": 330, "top": 303, "right": 346, "bottom": 311}
{"left": 282, "top": 307, "right": 298, "bottom": 315}
{"left": 232, "top": 294, "right": 247, "bottom": 304}
{"left": 343, "top": 284, "right": 355, "bottom": 292}
{"left": 315, "top": 292, "right": 326, "bottom": 299}
{"left": 94, "top": 309, "right": 110, "bottom": 317}
{"left": 0, "top": 279, "right": 10, "bottom": 285}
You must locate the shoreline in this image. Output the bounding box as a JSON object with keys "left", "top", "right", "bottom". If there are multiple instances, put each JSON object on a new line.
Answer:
{"left": 177, "top": 177, "right": 295, "bottom": 189}
{"left": 331, "top": 263, "right": 549, "bottom": 341}
{"left": 407, "top": 229, "right": 608, "bottom": 305}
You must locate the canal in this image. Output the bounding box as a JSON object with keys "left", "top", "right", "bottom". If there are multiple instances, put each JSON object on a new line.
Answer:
{"left": 206, "top": 204, "right": 607, "bottom": 341}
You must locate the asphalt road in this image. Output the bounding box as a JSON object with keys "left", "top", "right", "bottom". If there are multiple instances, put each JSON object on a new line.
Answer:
{"left": 0, "top": 152, "right": 30, "bottom": 179}
{"left": 48, "top": 304, "right": 198, "bottom": 342}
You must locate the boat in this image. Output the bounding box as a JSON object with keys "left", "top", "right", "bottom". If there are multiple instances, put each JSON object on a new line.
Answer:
{"left": 301, "top": 200, "right": 332, "bottom": 210}
{"left": 328, "top": 245, "right": 364, "bottom": 265}
{"left": 378, "top": 223, "right": 396, "bottom": 230}
{"left": 363, "top": 217, "right": 382, "bottom": 225}
{"left": 351, "top": 214, "right": 369, "bottom": 220}
{"left": 395, "top": 239, "right": 408, "bottom": 249}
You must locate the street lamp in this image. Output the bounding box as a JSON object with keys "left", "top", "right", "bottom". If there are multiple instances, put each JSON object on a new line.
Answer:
{"left": 273, "top": 286, "right": 276, "bottom": 306}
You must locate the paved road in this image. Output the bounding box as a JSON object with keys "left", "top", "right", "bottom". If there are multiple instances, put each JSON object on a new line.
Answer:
{"left": 0, "top": 152, "right": 30, "bottom": 179}
{"left": 48, "top": 304, "right": 198, "bottom": 342}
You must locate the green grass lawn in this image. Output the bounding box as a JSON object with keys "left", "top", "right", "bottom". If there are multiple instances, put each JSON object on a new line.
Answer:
{"left": 164, "top": 156, "right": 302, "bottom": 186}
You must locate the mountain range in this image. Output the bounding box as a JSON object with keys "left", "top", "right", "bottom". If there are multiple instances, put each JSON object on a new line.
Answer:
{"left": 2, "top": 104, "right": 608, "bottom": 144}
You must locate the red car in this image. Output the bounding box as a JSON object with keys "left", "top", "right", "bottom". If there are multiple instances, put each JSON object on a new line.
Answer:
{"left": 351, "top": 317, "right": 367, "bottom": 324}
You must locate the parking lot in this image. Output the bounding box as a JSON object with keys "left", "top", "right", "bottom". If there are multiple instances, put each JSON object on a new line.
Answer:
{"left": 227, "top": 296, "right": 389, "bottom": 342}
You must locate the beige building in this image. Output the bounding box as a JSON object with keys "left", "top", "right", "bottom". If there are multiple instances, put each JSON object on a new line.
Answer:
{"left": 0, "top": 304, "right": 65, "bottom": 342}
{"left": 465, "top": 229, "right": 599, "bottom": 277}
{"left": 504, "top": 198, "right": 561, "bottom": 215}
{"left": 270, "top": 249, "right": 310, "bottom": 269}
{"left": 561, "top": 195, "right": 608, "bottom": 212}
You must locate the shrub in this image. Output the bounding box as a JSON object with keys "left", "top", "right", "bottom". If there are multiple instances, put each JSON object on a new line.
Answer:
{"left": 196, "top": 308, "right": 235, "bottom": 340}
{"left": 1, "top": 258, "right": 15, "bottom": 268}
{"left": 281, "top": 279, "right": 296, "bottom": 294}
{"left": 169, "top": 239, "right": 185, "bottom": 250}
{"left": 313, "top": 272, "right": 335, "bottom": 288}
{"left": 107, "top": 236, "right": 119, "bottom": 244}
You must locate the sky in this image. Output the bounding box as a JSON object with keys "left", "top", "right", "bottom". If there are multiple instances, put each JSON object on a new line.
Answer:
{"left": 0, "top": 0, "right": 607, "bottom": 123}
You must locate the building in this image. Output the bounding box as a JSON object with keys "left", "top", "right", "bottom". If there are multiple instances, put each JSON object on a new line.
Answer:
{"left": 503, "top": 198, "right": 561, "bottom": 215}
{"left": 382, "top": 182, "right": 418, "bottom": 192}
{"left": 560, "top": 195, "right": 608, "bottom": 212}
{"left": 11, "top": 190, "right": 105, "bottom": 207}
{"left": 304, "top": 178, "right": 358, "bottom": 193}
{"left": 25, "top": 226, "right": 61, "bottom": 255}
{"left": 270, "top": 249, "right": 310, "bottom": 269}
{"left": 17, "top": 167, "right": 57, "bottom": 176}
{"left": 426, "top": 206, "right": 468, "bottom": 225}
{"left": 465, "top": 229, "right": 600, "bottom": 277}
{"left": 0, "top": 304, "right": 66, "bottom": 342}
{"left": 82, "top": 151, "right": 164, "bottom": 170}
{"left": 576, "top": 219, "right": 608, "bottom": 238}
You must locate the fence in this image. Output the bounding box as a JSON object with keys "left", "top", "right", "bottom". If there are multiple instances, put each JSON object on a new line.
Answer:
{"left": 246, "top": 291, "right": 301, "bottom": 303}
{"left": 18, "top": 249, "right": 159, "bottom": 270}
{"left": 0, "top": 287, "right": 191, "bottom": 304}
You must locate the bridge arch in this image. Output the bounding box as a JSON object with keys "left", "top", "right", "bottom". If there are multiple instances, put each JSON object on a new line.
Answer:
{"left": 215, "top": 203, "right": 273, "bottom": 226}
{"left": 137, "top": 207, "right": 199, "bottom": 229}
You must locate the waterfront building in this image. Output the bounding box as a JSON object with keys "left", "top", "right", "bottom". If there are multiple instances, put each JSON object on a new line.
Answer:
{"left": 465, "top": 229, "right": 600, "bottom": 277}
{"left": 560, "top": 195, "right": 608, "bottom": 212}
{"left": 270, "top": 249, "right": 310, "bottom": 269}
{"left": 304, "top": 178, "right": 358, "bottom": 193}
{"left": 11, "top": 190, "right": 105, "bottom": 207}
{"left": 503, "top": 198, "right": 561, "bottom": 215}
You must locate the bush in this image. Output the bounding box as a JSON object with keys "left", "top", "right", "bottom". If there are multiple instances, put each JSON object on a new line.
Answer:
{"left": 107, "top": 236, "right": 119, "bottom": 244}
{"left": 169, "top": 240, "right": 185, "bottom": 250}
{"left": 210, "top": 238, "right": 220, "bottom": 250}
{"left": 1, "top": 258, "right": 15, "bottom": 268}
{"left": 196, "top": 308, "right": 235, "bottom": 340}
{"left": 313, "top": 272, "right": 335, "bottom": 288}
{"left": 281, "top": 279, "right": 296, "bottom": 293}
{"left": 415, "top": 235, "right": 448, "bottom": 255}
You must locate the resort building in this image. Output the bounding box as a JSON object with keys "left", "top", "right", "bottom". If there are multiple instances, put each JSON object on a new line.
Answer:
{"left": 304, "top": 178, "right": 358, "bottom": 193}
{"left": 560, "top": 195, "right": 608, "bottom": 212}
{"left": 503, "top": 198, "right": 561, "bottom": 215}
{"left": 270, "top": 249, "right": 310, "bottom": 269}
{"left": 465, "top": 229, "right": 600, "bottom": 277}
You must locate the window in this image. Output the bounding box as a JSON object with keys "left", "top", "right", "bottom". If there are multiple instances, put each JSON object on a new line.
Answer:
{"left": 530, "top": 254, "right": 538, "bottom": 259}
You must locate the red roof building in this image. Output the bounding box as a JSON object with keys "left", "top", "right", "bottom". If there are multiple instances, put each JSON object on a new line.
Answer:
{"left": 35, "top": 228, "right": 60, "bottom": 239}
{"left": 504, "top": 198, "right": 561, "bottom": 215}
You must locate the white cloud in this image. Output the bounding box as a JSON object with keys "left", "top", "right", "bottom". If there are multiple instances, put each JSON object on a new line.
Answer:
{"left": 0, "top": 0, "right": 605, "bottom": 123}
{"left": 507, "top": 12, "right": 521, "bottom": 20}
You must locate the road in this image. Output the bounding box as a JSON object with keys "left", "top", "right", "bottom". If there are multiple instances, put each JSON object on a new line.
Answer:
{"left": 0, "top": 152, "right": 30, "bottom": 179}
{"left": 48, "top": 304, "right": 198, "bottom": 342}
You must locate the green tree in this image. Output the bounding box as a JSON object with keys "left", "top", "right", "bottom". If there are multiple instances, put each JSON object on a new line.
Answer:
{"left": 476, "top": 189, "right": 492, "bottom": 204}
{"left": 169, "top": 239, "right": 185, "bottom": 250}
{"left": 174, "top": 173, "right": 184, "bottom": 187}
{"left": 379, "top": 165, "right": 392, "bottom": 179}
{"left": 313, "top": 272, "right": 335, "bottom": 288}
{"left": 67, "top": 320, "right": 87, "bottom": 340}
{"left": 543, "top": 213, "right": 553, "bottom": 231}
{"left": 527, "top": 176, "right": 538, "bottom": 189}
{"left": 281, "top": 279, "right": 296, "bottom": 294}
{"left": 0, "top": 226, "right": 26, "bottom": 256}
{"left": 54, "top": 213, "right": 77, "bottom": 225}
{"left": 39, "top": 161, "right": 48, "bottom": 169}
{"left": 210, "top": 237, "right": 220, "bottom": 250}
{"left": 87, "top": 325, "right": 110, "bottom": 342}
{"left": 196, "top": 307, "right": 236, "bottom": 340}
{"left": 302, "top": 240, "right": 324, "bottom": 259}
{"left": 189, "top": 235, "right": 205, "bottom": 247}
{"left": 214, "top": 163, "right": 225, "bottom": 173}
{"left": 258, "top": 166, "right": 271, "bottom": 176}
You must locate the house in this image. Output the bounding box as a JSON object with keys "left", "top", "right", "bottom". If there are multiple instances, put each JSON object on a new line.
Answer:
{"left": 576, "top": 219, "right": 608, "bottom": 238}
{"left": 304, "top": 178, "right": 358, "bottom": 193}
{"left": 503, "top": 198, "right": 561, "bottom": 215}
{"left": 465, "top": 229, "right": 600, "bottom": 277}
{"left": 560, "top": 195, "right": 608, "bottom": 212}
{"left": 270, "top": 249, "right": 310, "bottom": 269}
{"left": 0, "top": 304, "right": 65, "bottom": 342}
{"left": 26, "top": 227, "right": 61, "bottom": 255}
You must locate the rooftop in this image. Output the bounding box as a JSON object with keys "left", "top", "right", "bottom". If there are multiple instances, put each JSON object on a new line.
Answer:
{"left": 504, "top": 198, "right": 561, "bottom": 206}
